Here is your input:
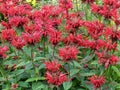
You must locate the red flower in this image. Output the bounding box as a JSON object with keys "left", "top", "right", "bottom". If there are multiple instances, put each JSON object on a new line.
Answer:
{"left": 103, "top": 27, "right": 113, "bottom": 38}
{"left": 59, "top": 0, "right": 73, "bottom": 10}
{"left": 46, "top": 71, "right": 67, "bottom": 86}
{"left": 65, "top": 17, "right": 81, "bottom": 33}
{"left": 12, "top": 36, "right": 26, "bottom": 49}
{"left": 49, "top": 30, "right": 61, "bottom": 45}
{"left": 97, "top": 52, "right": 118, "bottom": 68}
{"left": 1, "top": 21, "right": 11, "bottom": 29}
{"left": 84, "top": 20, "right": 104, "bottom": 40}
{"left": 1, "top": 29, "right": 16, "bottom": 42}
{"left": 89, "top": 75, "right": 105, "bottom": 89}
{"left": 22, "top": 31, "right": 41, "bottom": 45}
{"left": 9, "top": 16, "right": 29, "bottom": 27}
{"left": 11, "top": 83, "right": 18, "bottom": 90}
{"left": 59, "top": 46, "right": 78, "bottom": 61}
{"left": 110, "top": 31, "right": 120, "bottom": 41}
{"left": 91, "top": 4, "right": 102, "bottom": 13}
{"left": 44, "top": 61, "right": 61, "bottom": 72}
{"left": 0, "top": 46, "right": 9, "bottom": 58}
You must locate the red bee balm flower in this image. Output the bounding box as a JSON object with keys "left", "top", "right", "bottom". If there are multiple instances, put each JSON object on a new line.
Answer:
{"left": 89, "top": 75, "right": 105, "bottom": 89}
{"left": 22, "top": 31, "right": 41, "bottom": 45}
{"left": 44, "top": 61, "right": 61, "bottom": 72}
{"left": 0, "top": 46, "right": 9, "bottom": 58}
{"left": 12, "top": 36, "right": 26, "bottom": 49}
{"left": 46, "top": 71, "right": 67, "bottom": 86}
{"left": 49, "top": 31, "right": 61, "bottom": 45}
{"left": 59, "top": 46, "right": 78, "bottom": 61}
{"left": 1, "top": 29, "right": 16, "bottom": 42}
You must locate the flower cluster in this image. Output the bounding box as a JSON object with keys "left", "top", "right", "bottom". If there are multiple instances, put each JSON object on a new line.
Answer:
{"left": 0, "top": 0, "right": 120, "bottom": 89}
{"left": 59, "top": 46, "right": 79, "bottom": 61}
{"left": 0, "top": 46, "right": 8, "bottom": 58}
{"left": 89, "top": 75, "right": 105, "bottom": 89}
{"left": 44, "top": 61, "right": 67, "bottom": 86}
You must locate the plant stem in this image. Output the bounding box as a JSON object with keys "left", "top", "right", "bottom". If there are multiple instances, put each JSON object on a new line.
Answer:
{"left": 68, "top": 63, "right": 71, "bottom": 78}
{"left": 76, "top": 0, "right": 78, "bottom": 11}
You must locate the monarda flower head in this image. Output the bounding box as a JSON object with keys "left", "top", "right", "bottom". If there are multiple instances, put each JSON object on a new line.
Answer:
{"left": 44, "top": 61, "right": 61, "bottom": 72}
{"left": 49, "top": 30, "right": 61, "bottom": 46}
{"left": 97, "top": 53, "right": 119, "bottom": 68}
{"left": 1, "top": 29, "right": 16, "bottom": 42}
{"left": 89, "top": 75, "right": 105, "bottom": 89}
{"left": 59, "top": 46, "right": 78, "bottom": 61}
{"left": 0, "top": 46, "right": 9, "bottom": 58}
{"left": 45, "top": 71, "right": 67, "bottom": 86}
{"left": 84, "top": 20, "right": 104, "bottom": 40}
{"left": 22, "top": 31, "right": 41, "bottom": 45}
{"left": 59, "top": 0, "right": 73, "bottom": 10}
{"left": 12, "top": 36, "right": 26, "bottom": 49}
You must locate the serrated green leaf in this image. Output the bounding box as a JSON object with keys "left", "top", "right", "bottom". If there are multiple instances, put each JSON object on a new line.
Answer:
{"left": 112, "top": 66, "right": 120, "bottom": 77}
{"left": 70, "top": 69, "right": 80, "bottom": 76}
{"left": 18, "top": 82, "right": 29, "bottom": 88}
{"left": 63, "top": 82, "right": 72, "bottom": 90}
{"left": 72, "top": 61, "right": 81, "bottom": 67}
{"left": 80, "top": 72, "right": 96, "bottom": 76}
{"left": 26, "top": 77, "right": 45, "bottom": 82}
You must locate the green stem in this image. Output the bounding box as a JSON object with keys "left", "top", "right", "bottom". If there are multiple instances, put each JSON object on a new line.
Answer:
{"left": 0, "top": 61, "right": 9, "bottom": 83}
{"left": 31, "top": 46, "right": 39, "bottom": 77}
{"left": 53, "top": 45, "right": 56, "bottom": 59}
{"left": 68, "top": 63, "right": 71, "bottom": 78}
{"left": 76, "top": 0, "right": 78, "bottom": 11}
{"left": 43, "top": 37, "right": 46, "bottom": 57}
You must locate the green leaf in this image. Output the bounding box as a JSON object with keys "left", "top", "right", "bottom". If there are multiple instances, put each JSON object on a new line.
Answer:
{"left": 72, "top": 61, "right": 81, "bottom": 67}
{"left": 18, "top": 82, "right": 29, "bottom": 88}
{"left": 12, "top": 69, "right": 24, "bottom": 76}
{"left": 32, "top": 82, "right": 48, "bottom": 90}
{"left": 115, "top": 84, "right": 120, "bottom": 89}
{"left": 26, "top": 77, "right": 45, "bottom": 82}
{"left": 63, "top": 82, "right": 72, "bottom": 90}
{"left": 70, "top": 69, "right": 80, "bottom": 76}
{"left": 111, "top": 66, "right": 120, "bottom": 77}
{"left": 16, "top": 61, "right": 29, "bottom": 68}
{"left": 80, "top": 72, "right": 96, "bottom": 76}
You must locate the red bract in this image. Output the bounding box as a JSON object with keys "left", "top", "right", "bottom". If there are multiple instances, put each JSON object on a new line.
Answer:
{"left": 9, "top": 16, "right": 29, "bottom": 27}
{"left": 103, "top": 27, "right": 113, "bottom": 38}
{"left": 22, "top": 31, "right": 41, "bottom": 45}
{"left": 44, "top": 61, "right": 61, "bottom": 72}
{"left": 59, "top": 0, "right": 73, "bottom": 10}
{"left": 84, "top": 20, "right": 104, "bottom": 40}
{"left": 89, "top": 75, "right": 105, "bottom": 89}
{"left": 1, "top": 21, "right": 11, "bottom": 29}
{"left": 83, "top": 40, "right": 106, "bottom": 50}
{"left": 62, "top": 34, "right": 83, "bottom": 45}
{"left": 66, "top": 16, "right": 81, "bottom": 33}
{"left": 45, "top": 71, "right": 67, "bottom": 86}
{"left": 106, "top": 41, "right": 117, "bottom": 51}
{"left": 110, "top": 31, "right": 120, "bottom": 41}
{"left": 98, "top": 54, "right": 118, "bottom": 68}
{"left": 91, "top": 0, "right": 120, "bottom": 19}
{"left": 0, "top": 46, "right": 8, "bottom": 58}
{"left": 49, "top": 31, "right": 61, "bottom": 45}
{"left": 1, "top": 29, "right": 16, "bottom": 42}
{"left": 12, "top": 36, "right": 26, "bottom": 49}
{"left": 59, "top": 46, "right": 78, "bottom": 61}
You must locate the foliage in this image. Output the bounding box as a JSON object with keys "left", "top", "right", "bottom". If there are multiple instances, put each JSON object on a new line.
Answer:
{"left": 0, "top": 0, "right": 120, "bottom": 90}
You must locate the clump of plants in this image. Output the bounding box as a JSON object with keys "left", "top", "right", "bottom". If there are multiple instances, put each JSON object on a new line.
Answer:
{"left": 0, "top": 0, "right": 120, "bottom": 90}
